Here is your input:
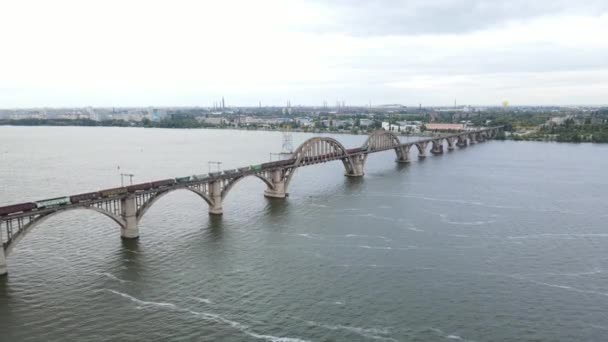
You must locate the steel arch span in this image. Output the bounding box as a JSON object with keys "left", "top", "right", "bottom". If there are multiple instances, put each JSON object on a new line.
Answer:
{"left": 292, "top": 137, "right": 351, "bottom": 166}
{"left": 362, "top": 130, "right": 401, "bottom": 151}
{"left": 285, "top": 137, "right": 356, "bottom": 187}
{"left": 362, "top": 130, "right": 412, "bottom": 162}
{"left": 3, "top": 206, "right": 126, "bottom": 256}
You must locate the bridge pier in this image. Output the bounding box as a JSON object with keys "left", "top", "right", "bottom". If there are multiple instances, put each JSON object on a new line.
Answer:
{"left": 120, "top": 195, "right": 139, "bottom": 239}
{"left": 447, "top": 137, "right": 457, "bottom": 150}
{"left": 345, "top": 155, "right": 365, "bottom": 177}
{"left": 469, "top": 133, "right": 477, "bottom": 144}
{"left": 0, "top": 244, "right": 7, "bottom": 276}
{"left": 395, "top": 145, "right": 411, "bottom": 163}
{"left": 457, "top": 136, "right": 468, "bottom": 147}
{"left": 415, "top": 142, "right": 428, "bottom": 158}
{"left": 208, "top": 181, "right": 223, "bottom": 215}
{"left": 431, "top": 140, "right": 443, "bottom": 154}
{"left": 264, "top": 169, "right": 287, "bottom": 198}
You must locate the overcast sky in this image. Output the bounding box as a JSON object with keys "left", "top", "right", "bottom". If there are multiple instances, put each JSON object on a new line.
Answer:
{"left": 1, "top": 0, "right": 607, "bottom": 107}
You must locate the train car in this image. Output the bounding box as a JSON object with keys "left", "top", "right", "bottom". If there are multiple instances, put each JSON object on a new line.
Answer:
{"left": 150, "top": 179, "right": 175, "bottom": 188}
{"left": 249, "top": 164, "right": 262, "bottom": 171}
{"left": 70, "top": 191, "right": 100, "bottom": 204}
{"left": 36, "top": 197, "right": 70, "bottom": 209}
{"left": 209, "top": 171, "right": 222, "bottom": 177}
{"left": 175, "top": 176, "right": 191, "bottom": 183}
{"left": 238, "top": 167, "right": 250, "bottom": 173}
{"left": 99, "top": 187, "right": 128, "bottom": 198}
{"left": 260, "top": 161, "right": 277, "bottom": 169}
{"left": 259, "top": 159, "right": 293, "bottom": 169}
{"left": 223, "top": 169, "right": 239, "bottom": 175}
{"left": 126, "top": 182, "right": 152, "bottom": 193}
{"left": 192, "top": 174, "right": 210, "bottom": 181}
{"left": 0, "top": 202, "right": 37, "bottom": 216}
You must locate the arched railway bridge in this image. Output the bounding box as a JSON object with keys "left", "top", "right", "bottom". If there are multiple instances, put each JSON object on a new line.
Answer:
{"left": 0, "top": 126, "right": 502, "bottom": 275}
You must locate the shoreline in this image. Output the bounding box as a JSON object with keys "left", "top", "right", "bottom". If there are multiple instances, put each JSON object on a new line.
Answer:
{"left": 2, "top": 123, "right": 605, "bottom": 143}
{"left": 0, "top": 123, "right": 434, "bottom": 137}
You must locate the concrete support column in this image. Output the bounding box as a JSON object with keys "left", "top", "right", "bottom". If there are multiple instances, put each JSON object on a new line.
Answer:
{"left": 431, "top": 141, "right": 443, "bottom": 154}
{"left": 395, "top": 145, "right": 410, "bottom": 163}
{"left": 0, "top": 243, "right": 8, "bottom": 276}
{"left": 447, "top": 137, "right": 456, "bottom": 150}
{"left": 457, "top": 136, "right": 468, "bottom": 147}
{"left": 469, "top": 134, "right": 477, "bottom": 144}
{"left": 208, "top": 181, "right": 223, "bottom": 215}
{"left": 416, "top": 142, "right": 428, "bottom": 158}
{"left": 345, "top": 155, "right": 365, "bottom": 177}
{"left": 264, "top": 169, "right": 287, "bottom": 198}
{"left": 120, "top": 195, "right": 139, "bottom": 239}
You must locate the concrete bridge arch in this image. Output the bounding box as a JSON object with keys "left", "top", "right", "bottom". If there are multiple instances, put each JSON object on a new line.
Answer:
{"left": 3, "top": 206, "right": 126, "bottom": 257}
{"left": 221, "top": 174, "right": 275, "bottom": 201}
{"left": 136, "top": 187, "right": 214, "bottom": 223}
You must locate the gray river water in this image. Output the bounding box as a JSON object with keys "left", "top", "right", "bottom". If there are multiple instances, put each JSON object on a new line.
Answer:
{"left": 0, "top": 126, "right": 607, "bottom": 341}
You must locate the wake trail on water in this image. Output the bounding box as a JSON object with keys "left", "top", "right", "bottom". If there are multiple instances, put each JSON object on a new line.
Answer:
{"left": 303, "top": 319, "right": 397, "bottom": 341}
{"left": 188, "top": 309, "right": 309, "bottom": 342}
{"left": 304, "top": 242, "right": 418, "bottom": 252}
{"left": 508, "top": 275, "right": 608, "bottom": 298}
{"left": 96, "top": 272, "right": 129, "bottom": 283}
{"left": 104, "top": 289, "right": 177, "bottom": 309}
{"left": 345, "top": 234, "right": 392, "bottom": 242}
{"left": 103, "top": 289, "right": 309, "bottom": 342}
{"left": 295, "top": 233, "right": 323, "bottom": 240}
{"left": 442, "top": 270, "right": 608, "bottom": 300}
{"left": 335, "top": 208, "right": 360, "bottom": 212}
{"left": 191, "top": 296, "right": 212, "bottom": 304}
{"left": 358, "top": 245, "right": 417, "bottom": 251}
{"left": 545, "top": 268, "right": 603, "bottom": 277}
{"left": 428, "top": 327, "right": 475, "bottom": 342}
{"left": 289, "top": 232, "right": 392, "bottom": 242}
{"left": 355, "top": 213, "right": 402, "bottom": 223}
{"left": 439, "top": 214, "right": 496, "bottom": 226}
{"left": 507, "top": 233, "right": 608, "bottom": 240}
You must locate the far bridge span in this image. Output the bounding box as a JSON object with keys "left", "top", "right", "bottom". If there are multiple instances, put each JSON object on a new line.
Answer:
{"left": 0, "top": 127, "right": 503, "bottom": 275}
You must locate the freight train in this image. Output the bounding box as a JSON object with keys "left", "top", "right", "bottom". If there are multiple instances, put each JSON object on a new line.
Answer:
{"left": 0, "top": 159, "right": 296, "bottom": 218}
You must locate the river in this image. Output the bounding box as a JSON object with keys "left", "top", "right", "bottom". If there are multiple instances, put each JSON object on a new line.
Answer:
{"left": 0, "top": 126, "right": 607, "bottom": 341}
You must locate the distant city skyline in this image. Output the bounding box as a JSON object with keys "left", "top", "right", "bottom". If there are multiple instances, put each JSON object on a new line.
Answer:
{"left": 1, "top": 0, "right": 607, "bottom": 107}
{"left": 0, "top": 102, "right": 606, "bottom": 110}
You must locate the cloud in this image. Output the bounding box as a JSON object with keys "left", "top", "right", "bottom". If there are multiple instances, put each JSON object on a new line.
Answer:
{"left": 306, "top": 0, "right": 608, "bottom": 36}
{"left": 0, "top": 0, "right": 607, "bottom": 106}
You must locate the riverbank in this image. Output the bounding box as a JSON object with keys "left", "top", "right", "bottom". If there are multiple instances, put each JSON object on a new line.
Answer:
{"left": 4, "top": 118, "right": 606, "bottom": 143}
{"left": 0, "top": 118, "right": 440, "bottom": 137}
{"left": 508, "top": 131, "right": 608, "bottom": 143}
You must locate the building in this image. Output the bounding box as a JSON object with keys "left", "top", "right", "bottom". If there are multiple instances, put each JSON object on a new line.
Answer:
{"left": 197, "top": 117, "right": 227, "bottom": 126}
{"left": 381, "top": 121, "right": 421, "bottom": 133}
{"left": 295, "top": 118, "right": 315, "bottom": 127}
{"left": 424, "top": 123, "right": 465, "bottom": 132}
{"left": 359, "top": 119, "right": 375, "bottom": 128}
